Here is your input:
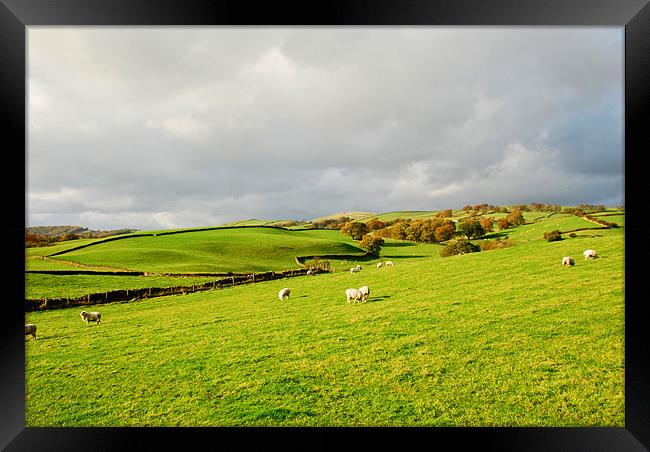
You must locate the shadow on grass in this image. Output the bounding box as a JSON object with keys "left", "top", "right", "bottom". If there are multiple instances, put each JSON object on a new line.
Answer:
{"left": 483, "top": 231, "right": 510, "bottom": 239}
{"left": 361, "top": 295, "right": 391, "bottom": 304}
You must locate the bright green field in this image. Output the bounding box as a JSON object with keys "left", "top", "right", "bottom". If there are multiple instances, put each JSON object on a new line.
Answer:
{"left": 25, "top": 274, "right": 222, "bottom": 300}
{"left": 498, "top": 214, "right": 602, "bottom": 240}
{"left": 25, "top": 218, "right": 624, "bottom": 427}
{"left": 25, "top": 256, "right": 81, "bottom": 271}
{"left": 359, "top": 210, "right": 445, "bottom": 222}
{"left": 37, "top": 228, "right": 366, "bottom": 274}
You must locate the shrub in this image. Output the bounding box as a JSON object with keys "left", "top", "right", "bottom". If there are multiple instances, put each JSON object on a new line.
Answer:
{"left": 544, "top": 230, "right": 563, "bottom": 242}
{"left": 440, "top": 238, "right": 480, "bottom": 257}
{"left": 569, "top": 232, "right": 577, "bottom": 238}
{"left": 480, "top": 238, "right": 515, "bottom": 251}
{"left": 307, "top": 258, "right": 331, "bottom": 273}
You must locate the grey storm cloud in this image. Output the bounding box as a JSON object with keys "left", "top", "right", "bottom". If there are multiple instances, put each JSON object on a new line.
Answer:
{"left": 27, "top": 27, "right": 623, "bottom": 230}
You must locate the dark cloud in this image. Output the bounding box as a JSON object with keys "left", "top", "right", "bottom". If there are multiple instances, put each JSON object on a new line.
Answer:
{"left": 27, "top": 27, "right": 623, "bottom": 230}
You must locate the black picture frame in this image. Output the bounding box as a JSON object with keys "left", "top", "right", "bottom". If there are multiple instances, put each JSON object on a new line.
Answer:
{"left": 2, "top": 0, "right": 648, "bottom": 450}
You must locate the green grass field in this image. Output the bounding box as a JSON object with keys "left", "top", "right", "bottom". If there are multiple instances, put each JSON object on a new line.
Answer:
{"left": 33, "top": 228, "right": 366, "bottom": 274}
{"left": 24, "top": 213, "right": 624, "bottom": 426}
{"left": 25, "top": 274, "right": 224, "bottom": 299}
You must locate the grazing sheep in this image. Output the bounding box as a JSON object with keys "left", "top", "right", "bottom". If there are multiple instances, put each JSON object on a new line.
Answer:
{"left": 350, "top": 265, "right": 362, "bottom": 274}
{"left": 385, "top": 261, "right": 394, "bottom": 267}
{"left": 80, "top": 310, "right": 101, "bottom": 324}
{"left": 358, "top": 285, "right": 370, "bottom": 302}
{"left": 345, "top": 288, "right": 361, "bottom": 304}
{"left": 562, "top": 256, "right": 575, "bottom": 267}
{"left": 376, "top": 262, "right": 383, "bottom": 268}
{"left": 25, "top": 324, "right": 37, "bottom": 340}
{"left": 583, "top": 249, "right": 597, "bottom": 259}
{"left": 278, "top": 287, "right": 291, "bottom": 300}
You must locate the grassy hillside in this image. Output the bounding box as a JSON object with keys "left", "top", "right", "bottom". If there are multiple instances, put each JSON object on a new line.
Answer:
{"left": 497, "top": 214, "right": 603, "bottom": 241}
{"left": 24, "top": 217, "right": 624, "bottom": 426}
{"left": 37, "top": 227, "right": 366, "bottom": 274}
{"left": 358, "top": 210, "right": 445, "bottom": 222}
{"left": 310, "top": 211, "right": 376, "bottom": 222}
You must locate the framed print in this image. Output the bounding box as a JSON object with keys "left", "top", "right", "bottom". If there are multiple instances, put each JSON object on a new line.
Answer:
{"left": 3, "top": 0, "right": 648, "bottom": 449}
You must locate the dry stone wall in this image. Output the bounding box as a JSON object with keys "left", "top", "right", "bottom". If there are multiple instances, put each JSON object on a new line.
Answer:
{"left": 25, "top": 268, "right": 311, "bottom": 312}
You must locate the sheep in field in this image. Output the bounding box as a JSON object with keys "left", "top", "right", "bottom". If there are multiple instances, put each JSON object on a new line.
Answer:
{"left": 80, "top": 311, "right": 101, "bottom": 325}
{"left": 385, "top": 261, "right": 394, "bottom": 267}
{"left": 358, "top": 285, "right": 370, "bottom": 302}
{"left": 278, "top": 288, "right": 291, "bottom": 300}
{"left": 562, "top": 256, "right": 575, "bottom": 267}
{"left": 583, "top": 249, "right": 597, "bottom": 259}
{"left": 350, "top": 265, "right": 362, "bottom": 274}
{"left": 345, "top": 288, "right": 361, "bottom": 304}
{"left": 25, "top": 324, "right": 37, "bottom": 340}
{"left": 376, "top": 262, "right": 382, "bottom": 268}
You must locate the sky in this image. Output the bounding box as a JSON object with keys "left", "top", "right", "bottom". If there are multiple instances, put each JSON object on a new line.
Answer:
{"left": 27, "top": 27, "right": 624, "bottom": 231}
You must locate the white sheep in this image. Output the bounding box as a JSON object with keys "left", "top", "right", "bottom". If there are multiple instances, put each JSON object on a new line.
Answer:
{"left": 25, "top": 324, "right": 37, "bottom": 340}
{"left": 350, "top": 265, "right": 362, "bottom": 274}
{"left": 385, "top": 261, "right": 394, "bottom": 267}
{"left": 562, "top": 256, "right": 575, "bottom": 267}
{"left": 376, "top": 262, "right": 382, "bottom": 268}
{"left": 278, "top": 288, "right": 291, "bottom": 300}
{"left": 80, "top": 310, "right": 101, "bottom": 324}
{"left": 345, "top": 288, "right": 361, "bottom": 304}
{"left": 358, "top": 285, "right": 370, "bottom": 302}
{"left": 583, "top": 249, "right": 597, "bottom": 259}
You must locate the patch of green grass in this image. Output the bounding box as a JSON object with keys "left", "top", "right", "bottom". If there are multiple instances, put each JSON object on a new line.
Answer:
{"left": 46, "top": 228, "right": 366, "bottom": 274}
{"left": 25, "top": 274, "right": 223, "bottom": 299}
{"left": 25, "top": 220, "right": 624, "bottom": 427}
{"left": 25, "top": 256, "right": 81, "bottom": 271}
{"left": 496, "top": 214, "right": 602, "bottom": 241}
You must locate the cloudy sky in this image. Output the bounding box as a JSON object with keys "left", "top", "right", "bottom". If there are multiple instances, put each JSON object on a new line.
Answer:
{"left": 27, "top": 27, "right": 623, "bottom": 230}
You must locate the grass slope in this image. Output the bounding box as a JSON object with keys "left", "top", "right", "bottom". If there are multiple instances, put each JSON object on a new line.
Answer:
{"left": 25, "top": 274, "right": 224, "bottom": 300}
{"left": 25, "top": 221, "right": 624, "bottom": 426}
{"left": 40, "top": 228, "right": 366, "bottom": 274}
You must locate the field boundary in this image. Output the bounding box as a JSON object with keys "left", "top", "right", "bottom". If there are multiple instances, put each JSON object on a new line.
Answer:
{"left": 26, "top": 270, "right": 146, "bottom": 276}
{"left": 25, "top": 267, "right": 317, "bottom": 312}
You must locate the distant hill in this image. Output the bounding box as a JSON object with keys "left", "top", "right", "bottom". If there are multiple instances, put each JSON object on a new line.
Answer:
{"left": 310, "top": 211, "right": 376, "bottom": 223}
{"left": 26, "top": 226, "right": 139, "bottom": 247}
{"left": 27, "top": 225, "right": 138, "bottom": 238}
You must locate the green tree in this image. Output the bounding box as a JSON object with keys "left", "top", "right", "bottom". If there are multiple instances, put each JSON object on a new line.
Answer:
{"left": 360, "top": 235, "right": 384, "bottom": 257}
{"left": 458, "top": 218, "right": 485, "bottom": 239}
{"left": 439, "top": 238, "right": 480, "bottom": 257}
